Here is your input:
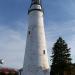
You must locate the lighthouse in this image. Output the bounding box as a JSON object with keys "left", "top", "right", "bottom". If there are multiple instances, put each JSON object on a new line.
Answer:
{"left": 22, "top": 0, "right": 50, "bottom": 75}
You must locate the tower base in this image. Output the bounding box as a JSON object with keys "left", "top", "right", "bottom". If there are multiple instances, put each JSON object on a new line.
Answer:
{"left": 22, "top": 66, "right": 50, "bottom": 75}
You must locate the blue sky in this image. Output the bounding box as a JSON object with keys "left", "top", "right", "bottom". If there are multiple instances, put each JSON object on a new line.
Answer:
{"left": 0, "top": 0, "right": 75, "bottom": 69}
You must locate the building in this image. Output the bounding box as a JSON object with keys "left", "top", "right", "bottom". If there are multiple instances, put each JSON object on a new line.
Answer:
{"left": 22, "top": 0, "right": 50, "bottom": 75}
{"left": 0, "top": 67, "right": 18, "bottom": 75}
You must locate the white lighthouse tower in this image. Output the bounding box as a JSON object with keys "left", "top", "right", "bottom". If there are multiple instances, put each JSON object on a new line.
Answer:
{"left": 22, "top": 0, "right": 50, "bottom": 75}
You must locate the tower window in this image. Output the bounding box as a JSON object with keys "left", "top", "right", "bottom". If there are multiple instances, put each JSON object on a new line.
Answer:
{"left": 43, "top": 50, "right": 45, "bottom": 54}
{"left": 28, "top": 31, "right": 31, "bottom": 35}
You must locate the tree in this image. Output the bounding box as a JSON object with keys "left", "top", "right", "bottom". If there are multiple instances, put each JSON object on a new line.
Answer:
{"left": 50, "top": 37, "right": 72, "bottom": 75}
{"left": 8, "top": 72, "right": 13, "bottom": 75}
{"left": 0, "top": 72, "right": 5, "bottom": 75}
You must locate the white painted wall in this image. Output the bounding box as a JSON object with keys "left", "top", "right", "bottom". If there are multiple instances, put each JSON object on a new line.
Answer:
{"left": 22, "top": 4, "right": 50, "bottom": 75}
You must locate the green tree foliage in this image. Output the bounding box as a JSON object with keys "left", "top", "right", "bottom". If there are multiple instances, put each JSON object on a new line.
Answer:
{"left": 14, "top": 72, "right": 18, "bottom": 75}
{"left": 8, "top": 71, "right": 18, "bottom": 75}
{"left": 0, "top": 72, "right": 5, "bottom": 75}
{"left": 50, "top": 37, "right": 72, "bottom": 75}
{"left": 8, "top": 72, "right": 13, "bottom": 75}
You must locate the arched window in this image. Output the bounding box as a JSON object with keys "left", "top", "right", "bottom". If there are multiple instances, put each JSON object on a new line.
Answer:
{"left": 43, "top": 50, "right": 45, "bottom": 54}
{"left": 28, "top": 31, "right": 31, "bottom": 35}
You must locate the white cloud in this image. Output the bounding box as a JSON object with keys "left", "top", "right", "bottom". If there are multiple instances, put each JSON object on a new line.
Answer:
{"left": 0, "top": 19, "right": 75, "bottom": 68}
{"left": 68, "top": 35, "right": 75, "bottom": 63}
{"left": 0, "top": 25, "right": 26, "bottom": 68}
{"left": 46, "top": 20, "right": 75, "bottom": 63}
